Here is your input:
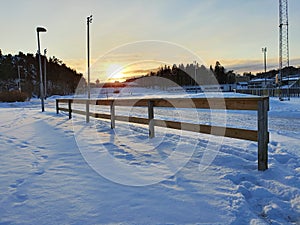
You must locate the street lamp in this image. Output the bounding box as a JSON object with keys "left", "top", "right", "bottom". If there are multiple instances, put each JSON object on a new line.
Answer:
{"left": 86, "top": 15, "right": 92, "bottom": 123}
{"left": 44, "top": 48, "right": 47, "bottom": 99}
{"left": 17, "top": 65, "right": 22, "bottom": 92}
{"left": 36, "top": 26, "right": 47, "bottom": 112}
{"left": 262, "top": 47, "right": 267, "bottom": 87}
{"left": 87, "top": 15, "right": 92, "bottom": 99}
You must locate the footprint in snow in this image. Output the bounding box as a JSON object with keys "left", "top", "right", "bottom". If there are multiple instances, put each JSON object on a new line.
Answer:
{"left": 13, "top": 192, "right": 28, "bottom": 203}
{"left": 6, "top": 139, "right": 14, "bottom": 144}
{"left": 34, "top": 169, "right": 45, "bottom": 176}
{"left": 41, "top": 155, "right": 48, "bottom": 159}
{"left": 273, "top": 153, "right": 292, "bottom": 164}
{"left": 223, "top": 173, "right": 257, "bottom": 186}
{"left": 9, "top": 179, "right": 25, "bottom": 189}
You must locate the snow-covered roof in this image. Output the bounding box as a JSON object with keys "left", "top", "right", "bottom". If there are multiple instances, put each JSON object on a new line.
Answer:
{"left": 249, "top": 78, "right": 274, "bottom": 83}
{"left": 282, "top": 76, "right": 300, "bottom": 82}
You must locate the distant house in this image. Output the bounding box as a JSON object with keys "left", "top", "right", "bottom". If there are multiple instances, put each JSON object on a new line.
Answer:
{"left": 280, "top": 74, "right": 300, "bottom": 88}
{"left": 236, "top": 82, "right": 248, "bottom": 90}
{"left": 248, "top": 78, "right": 275, "bottom": 89}
{"left": 181, "top": 84, "right": 236, "bottom": 92}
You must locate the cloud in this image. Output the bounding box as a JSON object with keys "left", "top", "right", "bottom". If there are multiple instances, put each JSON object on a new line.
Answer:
{"left": 64, "top": 56, "right": 300, "bottom": 82}
{"left": 222, "top": 58, "right": 300, "bottom": 74}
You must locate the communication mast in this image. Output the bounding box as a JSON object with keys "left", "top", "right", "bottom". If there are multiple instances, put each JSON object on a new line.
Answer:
{"left": 279, "top": 0, "right": 290, "bottom": 100}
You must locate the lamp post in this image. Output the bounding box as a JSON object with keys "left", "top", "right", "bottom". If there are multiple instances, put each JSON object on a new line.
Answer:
{"left": 87, "top": 15, "right": 92, "bottom": 99}
{"left": 262, "top": 47, "right": 267, "bottom": 88}
{"left": 44, "top": 48, "right": 47, "bottom": 99}
{"left": 36, "top": 27, "right": 47, "bottom": 112}
{"left": 86, "top": 15, "right": 92, "bottom": 123}
{"left": 17, "top": 65, "right": 22, "bottom": 92}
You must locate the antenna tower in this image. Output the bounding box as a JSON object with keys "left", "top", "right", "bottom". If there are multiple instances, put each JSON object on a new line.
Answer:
{"left": 279, "top": 0, "right": 290, "bottom": 100}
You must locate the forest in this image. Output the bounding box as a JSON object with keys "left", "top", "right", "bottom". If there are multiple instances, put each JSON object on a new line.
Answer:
{"left": 124, "top": 61, "right": 237, "bottom": 87}
{"left": 0, "top": 50, "right": 84, "bottom": 98}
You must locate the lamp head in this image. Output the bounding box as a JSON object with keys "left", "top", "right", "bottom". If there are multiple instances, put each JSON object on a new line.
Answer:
{"left": 36, "top": 27, "right": 47, "bottom": 33}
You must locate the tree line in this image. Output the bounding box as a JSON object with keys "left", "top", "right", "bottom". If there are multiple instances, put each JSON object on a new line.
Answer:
{"left": 0, "top": 50, "right": 84, "bottom": 97}
{"left": 131, "top": 61, "right": 237, "bottom": 87}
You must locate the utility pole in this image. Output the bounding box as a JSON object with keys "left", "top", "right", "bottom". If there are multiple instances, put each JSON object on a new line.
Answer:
{"left": 262, "top": 47, "right": 267, "bottom": 88}
{"left": 279, "top": 0, "right": 290, "bottom": 100}
{"left": 262, "top": 47, "right": 267, "bottom": 73}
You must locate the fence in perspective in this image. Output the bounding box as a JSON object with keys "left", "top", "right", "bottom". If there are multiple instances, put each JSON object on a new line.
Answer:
{"left": 236, "top": 88, "right": 300, "bottom": 97}
{"left": 56, "top": 97, "right": 269, "bottom": 171}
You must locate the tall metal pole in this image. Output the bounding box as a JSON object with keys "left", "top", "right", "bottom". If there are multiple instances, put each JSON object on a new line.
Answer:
{"left": 262, "top": 47, "right": 267, "bottom": 73}
{"left": 87, "top": 15, "right": 92, "bottom": 99}
{"left": 262, "top": 47, "right": 267, "bottom": 88}
{"left": 17, "top": 65, "right": 22, "bottom": 92}
{"left": 279, "top": 0, "right": 289, "bottom": 100}
{"left": 44, "top": 49, "right": 47, "bottom": 99}
{"left": 86, "top": 15, "right": 92, "bottom": 123}
{"left": 37, "top": 27, "right": 47, "bottom": 112}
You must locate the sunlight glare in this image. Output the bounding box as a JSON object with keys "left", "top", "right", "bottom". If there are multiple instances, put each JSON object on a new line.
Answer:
{"left": 106, "top": 64, "right": 126, "bottom": 81}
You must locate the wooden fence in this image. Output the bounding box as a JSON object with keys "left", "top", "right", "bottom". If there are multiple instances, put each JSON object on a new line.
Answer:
{"left": 236, "top": 88, "right": 300, "bottom": 97}
{"left": 56, "top": 97, "right": 269, "bottom": 171}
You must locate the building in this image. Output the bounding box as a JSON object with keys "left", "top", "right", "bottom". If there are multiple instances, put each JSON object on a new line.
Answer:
{"left": 280, "top": 74, "right": 300, "bottom": 88}
{"left": 247, "top": 78, "right": 275, "bottom": 89}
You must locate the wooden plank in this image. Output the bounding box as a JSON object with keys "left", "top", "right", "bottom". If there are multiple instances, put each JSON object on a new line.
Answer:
{"left": 58, "top": 107, "right": 69, "bottom": 112}
{"left": 55, "top": 98, "right": 97, "bottom": 105}
{"left": 92, "top": 113, "right": 111, "bottom": 119}
{"left": 154, "top": 98, "right": 259, "bottom": 110}
{"left": 103, "top": 97, "right": 261, "bottom": 110}
{"left": 113, "top": 99, "right": 149, "bottom": 107}
{"left": 96, "top": 99, "right": 148, "bottom": 107}
{"left": 96, "top": 99, "right": 112, "bottom": 106}
{"left": 57, "top": 99, "right": 72, "bottom": 103}
{"left": 115, "top": 115, "right": 149, "bottom": 125}
{"left": 72, "top": 109, "right": 87, "bottom": 116}
{"left": 154, "top": 119, "right": 258, "bottom": 141}
{"left": 59, "top": 97, "right": 267, "bottom": 111}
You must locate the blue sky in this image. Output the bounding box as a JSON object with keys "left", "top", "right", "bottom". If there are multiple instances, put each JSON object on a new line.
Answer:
{"left": 1, "top": 0, "right": 300, "bottom": 81}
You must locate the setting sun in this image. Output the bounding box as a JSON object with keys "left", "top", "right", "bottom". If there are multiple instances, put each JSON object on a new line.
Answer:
{"left": 106, "top": 64, "right": 126, "bottom": 82}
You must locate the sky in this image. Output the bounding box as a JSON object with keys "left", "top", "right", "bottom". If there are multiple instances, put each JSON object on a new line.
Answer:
{"left": 1, "top": 0, "right": 300, "bottom": 82}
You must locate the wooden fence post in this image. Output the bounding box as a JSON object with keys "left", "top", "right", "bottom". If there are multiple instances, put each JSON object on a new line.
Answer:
{"left": 257, "top": 97, "right": 269, "bottom": 171}
{"left": 148, "top": 100, "right": 155, "bottom": 138}
{"left": 86, "top": 99, "right": 90, "bottom": 123}
{"left": 110, "top": 100, "right": 115, "bottom": 129}
{"left": 68, "top": 99, "right": 72, "bottom": 119}
{"left": 56, "top": 99, "right": 59, "bottom": 114}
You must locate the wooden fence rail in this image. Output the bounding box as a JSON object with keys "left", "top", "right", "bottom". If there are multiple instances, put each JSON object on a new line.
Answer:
{"left": 56, "top": 97, "right": 269, "bottom": 171}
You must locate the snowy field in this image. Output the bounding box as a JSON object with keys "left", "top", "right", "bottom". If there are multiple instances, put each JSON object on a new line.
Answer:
{"left": 0, "top": 91, "right": 299, "bottom": 225}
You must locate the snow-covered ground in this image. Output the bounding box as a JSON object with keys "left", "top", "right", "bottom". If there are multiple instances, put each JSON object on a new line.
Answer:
{"left": 0, "top": 91, "right": 299, "bottom": 225}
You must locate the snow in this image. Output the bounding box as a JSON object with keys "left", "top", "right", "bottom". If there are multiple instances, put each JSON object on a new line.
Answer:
{"left": 0, "top": 91, "right": 299, "bottom": 224}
